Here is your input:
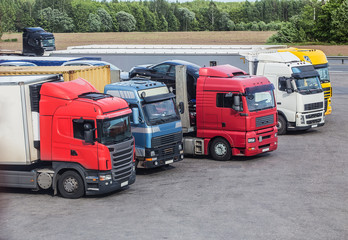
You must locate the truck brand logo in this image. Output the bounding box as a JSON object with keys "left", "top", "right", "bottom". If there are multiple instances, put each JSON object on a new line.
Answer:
{"left": 164, "top": 148, "right": 174, "bottom": 154}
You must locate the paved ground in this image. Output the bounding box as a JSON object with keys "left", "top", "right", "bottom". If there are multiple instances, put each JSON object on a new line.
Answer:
{"left": 0, "top": 70, "right": 347, "bottom": 240}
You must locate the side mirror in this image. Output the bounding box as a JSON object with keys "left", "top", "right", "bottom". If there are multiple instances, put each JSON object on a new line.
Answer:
{"left": 286, "top": 79, "right": 294, "bottom": 94}
{"left": 132, "top": 108, "right": 140, "bottom": 125}
{"left": 178, "top": 102, "right": 185, "bottom": 114}
{"left": 232, "top": 95, "right": 241, "bottom": 111}
{"left": 84, "top": 123, "right": 95, "bottom": 144}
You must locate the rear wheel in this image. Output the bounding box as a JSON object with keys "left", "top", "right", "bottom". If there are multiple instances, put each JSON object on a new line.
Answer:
{"left": 58, "top": 171, "right": 84, "bottom": 199}
{"left": 277, "top": 115, "right": 287, "bottom": 135}
{"left": 210, "top": 138, "right": 232, "bottom": 161}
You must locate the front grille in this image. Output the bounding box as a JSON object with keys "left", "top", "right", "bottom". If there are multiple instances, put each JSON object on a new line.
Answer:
{"left": 306, "top": 112, "right": 322, "bottom": 119}
{"left": 152, "top": 132, "right": 182, "bottom": 148}
{"left": 307, "top": 119, "right": 321, "bottom": 124}
{"left": 161, "top": 147, "right": 174, "bottom": 156}
{"left": 304, "top": 102, "right": 323, "bottom": 111}
{"left": 322, "top": 87, "right": 332, "bottom": 98}
{"left": 259, "top": 144, "right": 270, "bottom": 149}
{"left": 256, "top": 115, "right": 274, "bottom": 127}
{"left": 108, "top": 138, "right": 134, "bottom": 183}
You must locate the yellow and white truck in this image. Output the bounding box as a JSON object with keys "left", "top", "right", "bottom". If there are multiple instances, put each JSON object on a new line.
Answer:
{"left": 278, "top": 48, "right": 332, "bottom": 115}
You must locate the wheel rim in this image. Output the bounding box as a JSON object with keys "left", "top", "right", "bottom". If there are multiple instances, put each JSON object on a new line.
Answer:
{"left": 215, "top": 143, "right": 227, "bottom": 156}
{"left": 63, "top": 177, "right": 79, "bottom": 193}
{"left": 277, "top": 120, "right": 282, "bottom": 130}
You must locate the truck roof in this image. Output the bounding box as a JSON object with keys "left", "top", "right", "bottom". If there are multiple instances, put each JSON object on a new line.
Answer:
{"left": 278, "top": 48, "right": 328, "bottom": 65}
{"left": 109, "top": 79, "right": 166, "bottom": 91}
{"left": 40, "top": 78, "right": 98, "bottom": 100}
{"left": 199, "top": 65, "right": 272, "bottom": 92}
{"left": 0, "top": 56, "right": 101, "bottom": 66}
{"left": 257, "top": 52, "right": 300, "bottom": 63}
{"left": 199, "top": 64, "right": 247, "bottom": 78}
{"left": 0, "top": 74, "right": 58, "bottom": 85}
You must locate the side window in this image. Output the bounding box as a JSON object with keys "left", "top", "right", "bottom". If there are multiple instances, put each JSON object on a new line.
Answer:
{"left": 167, "top": 66, "right": 176, "bottom": 77}
{"left": 278, "top": 77, "right": 287, "bottom": 91}
{"left": 153, "top": 64, "right": 170, "bottom": 74}
{"left": 216, "top": 93, "right": 234, "bottom": 108}
{"left": 73, "top": 119, "right": 95, "bottom": 140}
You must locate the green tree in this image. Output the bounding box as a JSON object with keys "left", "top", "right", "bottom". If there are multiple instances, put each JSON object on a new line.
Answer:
{"left": 97, "top": 8, "right": 113, "bottom": 32}
{"left": 157, "top": 14, "right": 168, "bottom": 32}
{"left": 87, "top": 13, "right": 101, "bottom": 32}
{"left": 177, "top": 7, "right": 195, "bottom": 31}
{"left": 218, "top": 12, "right": 234, "bottom": 31}
{"left": 38, "top": 7, "right": 75, "bottom": 32}
{"left": 166, "top": 9, "right": 179, "bottom": 31}
{"left": 116, "top": 11, "right": 136, "bottom": 32}
{"left": 330, "top": 0, "right": 348, "bottom": 42}
{"left": 143, "top": 7, "right": 158, "bottom": 31}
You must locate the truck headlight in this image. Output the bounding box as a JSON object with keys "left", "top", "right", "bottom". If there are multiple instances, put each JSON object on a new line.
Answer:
{"left": 248, "top": 138, "right": 256, "bottom": 143}
{"left": 178, "top": 144, "right": 183, "bottom": 151}
{"left": 99, "top": 174, "right": 112, "bottom": 181}
{"left": 300, "top": 115, "right": 305, "bottom": 124}
{"left": 151, "top": 151, "right": 156, "bottom": 157}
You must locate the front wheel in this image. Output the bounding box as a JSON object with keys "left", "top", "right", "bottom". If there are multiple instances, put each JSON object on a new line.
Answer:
{"left": 58, "top": 171, "right": 85, "bottom": 199}
{"left": 277, "top": 115, "right": 287, "bottom": 135}
{"left": 210, "top": 138, "right": 232, "bottom": 161}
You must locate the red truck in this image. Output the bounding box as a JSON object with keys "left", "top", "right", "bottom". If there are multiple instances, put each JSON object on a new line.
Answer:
{"left": 176, "top": 64, "right": 278, "bottom": 160}
{"left": 0, "top": 75, "right": 136, "bottom": 198}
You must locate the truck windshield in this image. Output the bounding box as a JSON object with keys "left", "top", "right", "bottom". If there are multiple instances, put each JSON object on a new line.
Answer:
{"left": 295, "top": 76, "right": 322, "bottom": 94}
{"left": 98, "top": 116, "right": 132, "bottom": 145}
{"left": 316, "top": 67, "right": 330, "bottom": 83}
{"left": 42, "top": 38, "right": 55, "bottom": 47}
{"left": 142, "top": 99, "right": 180, "bottom": 126}
{"left": 246, "top": 90, "right": 275, "bottom": 112}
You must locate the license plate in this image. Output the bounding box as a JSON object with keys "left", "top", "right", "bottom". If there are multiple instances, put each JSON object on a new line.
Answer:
{"left": 165, "top": 159, "right": 174, "bottom": 164}
{"left": 262, "top": 148, "right": 269, "bottom": 152}
{"left": 121, "top": 181, "right": 128, "bottom": 187}
{"left": 311, "top": 124, "right": 318, "bottom": 128}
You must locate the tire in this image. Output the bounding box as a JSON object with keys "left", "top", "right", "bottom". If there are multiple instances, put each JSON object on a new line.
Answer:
{"left": 210, "top": 138, "right": 232, "bottom": 161}
{"left": 277, "top": 115, "right": 287, "bottom": 135}
{"left": 58, "top": 171, "right": 85, "bottom": 199}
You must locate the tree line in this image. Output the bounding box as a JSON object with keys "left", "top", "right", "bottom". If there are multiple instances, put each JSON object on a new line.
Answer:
{"left": 0, "top": 0, "right": 347, "bottom": 43}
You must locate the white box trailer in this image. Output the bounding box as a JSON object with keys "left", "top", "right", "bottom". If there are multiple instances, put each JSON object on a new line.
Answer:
{"left": 0, "top": 75, "right": 60, "bottom": 165}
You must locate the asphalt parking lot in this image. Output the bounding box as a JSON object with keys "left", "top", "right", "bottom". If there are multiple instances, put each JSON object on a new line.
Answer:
{"left": 0, "top": 70, "right": 347, "bottom": 240}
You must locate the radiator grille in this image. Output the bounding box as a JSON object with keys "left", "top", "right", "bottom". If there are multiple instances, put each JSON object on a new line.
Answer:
{"left": 304, "top": 102, "right": 323, "bottom": 111}
{"left": 322, "top": 87, "right": 332, "bottom": 98}
{"left": 108, "top": 138, "right": 134, "bottom": 183}
{"left": 152, "top": 132, "right": 182, "bottom": 148}
{"left": 256, "top": 115, "right": 274, "bottom": 127}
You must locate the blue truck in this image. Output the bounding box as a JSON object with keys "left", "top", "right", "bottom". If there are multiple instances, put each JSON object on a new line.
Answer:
{"left": 104, "top": 79, "right": 184, "bottom": 169}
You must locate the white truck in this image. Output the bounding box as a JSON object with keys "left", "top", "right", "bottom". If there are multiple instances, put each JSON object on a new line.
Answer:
{"left": 242, "top": 51, "right": 325, "bottom": 134}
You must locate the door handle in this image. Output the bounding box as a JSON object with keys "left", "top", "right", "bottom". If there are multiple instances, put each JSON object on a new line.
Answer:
{"left": 222, "top": 122, "right": 226, "bottom": 127}
{"left": 71, "top": 150, "right": 78, "bottom": 156}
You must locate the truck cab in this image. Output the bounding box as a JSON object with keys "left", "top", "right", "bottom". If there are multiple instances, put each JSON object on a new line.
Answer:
{"left": 253, "top": 52, "right": 325, "bottom": 134}
{"left": 22, "top": 27, "right": 55, "bottom": 56}
{"left": 0, "top": 76, "right": 136, "bottom": 198}
{"left": 104, "top": 80, "right": 184, "bottom": 169}
{"left": 278, "top": 48, "right": 332, "bottom": 115}
{"left": 176, "top": 64, "right": 278, "bottom": 161}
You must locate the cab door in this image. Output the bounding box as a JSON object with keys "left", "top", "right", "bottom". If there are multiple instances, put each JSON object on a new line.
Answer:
{"left": 217, "top": 93, "right": 246, "bottom": 132}
{"left": 69, "top": 118, "right": 99, "bottom": 170}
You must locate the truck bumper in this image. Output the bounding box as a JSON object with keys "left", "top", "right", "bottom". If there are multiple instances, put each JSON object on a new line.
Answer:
{"left": 234, "top": 126, "right": 278, "bottom": 157}
{"left": 142, "top": 152, "right": 184, "bottom": 168}
{"left": 85, "top": 169, "right": 136, "bottom": 196}
{"left": 287, "top": 111, "right": 325, "bottom": 131}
